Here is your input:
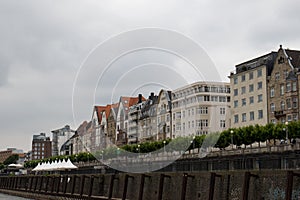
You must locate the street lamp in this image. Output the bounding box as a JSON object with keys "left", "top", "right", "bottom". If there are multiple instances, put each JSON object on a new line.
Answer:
{"left": 230, "top": 130, "right": 234, "bottom": 149}
{"left": 138, "top": 144, "right": 140, "bottom": 157}
{"left": 101, "top": 150, "right": 104, "bottom": 161}
{"left": 285, "top": 121, "right": 289, "bottom": 143}
{"left": 163, "top": 140, "right": 166, "bottom": 154}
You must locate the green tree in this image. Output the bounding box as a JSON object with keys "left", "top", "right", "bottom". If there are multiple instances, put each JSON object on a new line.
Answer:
{"left": 3, "top": 154, "right": 19, "bottom": 165}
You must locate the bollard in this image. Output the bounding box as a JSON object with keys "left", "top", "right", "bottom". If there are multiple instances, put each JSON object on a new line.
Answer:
{"left": 138, "top": 174, "right": 151, "bottom": 200}
{"left": 158, "top": 174, "right": 171, "bottom": 200}
{"left": 181, "top": 173, "right": 195, "bottom": 200}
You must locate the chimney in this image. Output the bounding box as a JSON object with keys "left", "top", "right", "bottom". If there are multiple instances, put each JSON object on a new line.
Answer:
{"left": 151, "top": 92, "right": 154, "bottom": 100}
{"left": 138, "top": 94, "right": 143, "bottom": 103}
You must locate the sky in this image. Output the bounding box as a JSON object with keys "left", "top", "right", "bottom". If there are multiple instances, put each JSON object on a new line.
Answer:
{"left": 1, "top": 0, "right": 300, "bottom": 152}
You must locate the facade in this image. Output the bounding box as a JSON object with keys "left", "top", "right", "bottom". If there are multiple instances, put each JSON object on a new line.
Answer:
{"left": 51, "top": 125, "right": 75, "bottom": 156}
{"left": 31, "top": 133, "right": 52, "bottom": 160}
{"left": 172, "top": 81, "right": 230, "bottom": 137}
{"left": 0, "top": 148, "right": 25, "bottom": 163}
{"left": 107, "top": 103, "right": 119, "bottom": 145}
{"left": 268, "top": 46, "right": 300, "bottom": 123}
{"left": 115, "top": 96, "right": 145, "bottom": 146}
{"left": 139, "top": 93, "right": 158, "bottom": 142}
{"left": 156, "top": 90, "right": 172, "bottom": 140}
{"left": 229, "top": 52, "right": 277, "bottom": 128}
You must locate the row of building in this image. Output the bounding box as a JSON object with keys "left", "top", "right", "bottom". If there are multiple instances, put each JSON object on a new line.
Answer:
{"left": 28, "top": 45, "right": 300, "bottom": 160}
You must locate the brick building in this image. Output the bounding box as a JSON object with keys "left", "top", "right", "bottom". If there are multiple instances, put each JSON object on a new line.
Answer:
{"left": 31, "top": 133, "right": 52, "bottom": 160}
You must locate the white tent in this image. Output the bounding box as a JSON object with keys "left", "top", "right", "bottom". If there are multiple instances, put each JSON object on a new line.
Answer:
{"left": 32, "top": 159, "right": 77, "bottom": 171}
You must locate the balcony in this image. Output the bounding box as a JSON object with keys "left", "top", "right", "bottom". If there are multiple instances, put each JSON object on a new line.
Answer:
{"left": 274, "top": 110, "right": 286, "bottom": 119}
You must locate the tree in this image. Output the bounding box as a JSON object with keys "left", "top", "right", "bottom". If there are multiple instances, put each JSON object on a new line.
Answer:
{"left": 3, "top": 154, "right": 19, "bottom": 165}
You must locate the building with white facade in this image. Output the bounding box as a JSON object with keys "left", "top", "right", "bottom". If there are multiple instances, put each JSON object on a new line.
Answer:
{"left": 172, "top": 81, "right": 230, "bottom": 137}
{"left": 51, "top": 125, "right": 75, "bottom": 156}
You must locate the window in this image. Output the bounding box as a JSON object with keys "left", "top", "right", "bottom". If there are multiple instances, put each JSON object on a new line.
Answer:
{"left": 287, "top": 115, "right": 292, "bottom": 122}
{"left": 281, "top": 101, "right": 285, "bottom": 110}
{"left": 242, "top": 113, "right": 246, "bottom": 122}
{"left": 257, "top": 82, "right": 262, "bottom": 90}
{"left": 182, "top": 123, "right": 185, "bottom": 130}
{"left": 249, "top": 72, "right": 253, "bottom": 80}
{"left": 293, "top": 97, "right": 298, "bottom": 108}
{"left": 241, "top": 74, "right": 246, "bottom": 82}
{"left": 241, "top": 86, "right": 246, "bottom": 94}
{"left": 270, "top": 87, "right": 274, "bottom": 97}
{"left": 242, "top": 98, "right": 246, "bottom": 106}
{"left": 293, "top": 114, "right": 298, "bottom": 121}
{"left": 234, "top": 89, "right": 238, "bottom": 96}
{"left": 176, "top": 112, "right": 181, "bottom": 119}
{"left": 182, "top": 111, "right": 185, "bottom": 118}
{"left": 257, "top": 69, "right": 262, "bottom": 77}
{"left": 258, "top": 110, "right": 263, "bottom": 119}
{"left": 250, "top": 111, "right": 254, "bottom": 121}
{"left": 275, "top": 72, "right": 280, "bottom": 80}
{"left": 258, "top": 94, "right": 263, "bottom": 102}
{"left": 197, "top": 119, "right": 208, "bottom": 128}
{"left": 220, "top": 108, "right": 225, "bottom": 115}
{"left": 270, "top": 103, "right": 275, "bottom": 112}
{"left": 234, "top": 77, "right": 238, "bottom": 84}
{"left": 220, "top": 120, "right": 226, "bottom": 128}
{"left": 234, "top": 100, "right": 238, "bottom": 108}
{"left": 188, "top": 121, "right": 190, "bottom": 129}
{"left": 284, "top": 70, "right": 288, "bottom": 78}
{"left": 249, "top": 96, "right": 254, "bottom": 104}
{"left": 219, "top": 96, "right": 226, "bottom": 102}
{"left": 286, "top": 82, "right": 291, "bottom": 92}
{"left": 198, "top": 107, "right": 208, "bottom": 114}
{"left": 287, "top": 98, "right": 291, "bottom": 109}
{"left": 204, "top": 96, "right": 210, "bottom": 101}
{"left": 271, "top": 119, "right": 276, "bottom": 124}
{"left": 191, "top": 121, "right": 194, "bottom": 128}
{"left": 188, "top": 109, "right": 190, "bottom": 116}
{"left": 292, "top": 82, "right": 297, "bottom": 91}
{"left": 249, "top": 84, "right": 254, "bottom": 92}
{"left": 280, "top": 84, "right": 284, "bottom": 95}
{"left": 191, "top": 108, "right": 194, "bottom": 115}
{"left": 234, "top": 115, "right": 239, "bottom": 123}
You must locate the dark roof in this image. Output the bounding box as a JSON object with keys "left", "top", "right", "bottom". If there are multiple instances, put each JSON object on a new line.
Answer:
{"left": 285, "top": 49, "right": 300, "bottom": 68}
{"left": 235, "top": 52, "right": 277, "bottom": 76}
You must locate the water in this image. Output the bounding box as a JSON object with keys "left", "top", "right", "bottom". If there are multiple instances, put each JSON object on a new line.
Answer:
{"left": 0, "top": 193, "right": 31, "bottom": 200}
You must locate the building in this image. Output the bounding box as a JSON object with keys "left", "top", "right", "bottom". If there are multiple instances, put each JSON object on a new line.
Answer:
{"left": 139, "top": 93, "right": 158, "bottom": 142}
{"left": 172, "top": 81, "right": 230, "bottom": 137}
{"left": 229, "top": 52, "right": 277, "bottom": 128}
{"left": 115, "top": 96, "right": 145, "bottom": 146}
{"left": 268, "top": 46, "right": 300, "bottom": 123}
{"left": 107, "top": 103, "right": 119, "bottom": 145}
{"left": 0, "top": 148, "right": 25, "bottom": 163}
{"left": 51, "top": 125, "right": 75, "bottom": 156}
{"left": 31, "top": 133, "right": 52, "bottom": 160}
{"left": 156, "top": 90, "right": 172, "bottom": 140}
{"left": 230, "top": 45, "right": 300, "bottom": 128}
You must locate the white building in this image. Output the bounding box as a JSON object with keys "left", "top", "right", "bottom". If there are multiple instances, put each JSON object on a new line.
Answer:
{"left": 51, "top": 125, "right": 75, "bottom": 156}
{"left": 172, "top": 81, "right": 230, "bottom": 137}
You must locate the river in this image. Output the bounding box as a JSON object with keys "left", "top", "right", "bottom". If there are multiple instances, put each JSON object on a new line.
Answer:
{"left": 0, "top": 193, "right": 31, "bottom": 200}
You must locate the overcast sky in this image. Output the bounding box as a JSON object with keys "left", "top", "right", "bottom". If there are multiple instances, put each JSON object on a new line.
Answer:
{"left": 1, "top": 0, "right": 300, "bottom": 151}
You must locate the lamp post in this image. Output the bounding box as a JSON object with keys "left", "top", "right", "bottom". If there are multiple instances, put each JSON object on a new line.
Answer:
{"left": 285, "top": 121, "right": 289, "bottom": 143}
{"left": 101, "top": 150, "right": 104, "bottom": 161}
{"left": 163, "top": 140, "right": 166, "bottom": 154}
{"left": 230, "top": 130, "right": 234, "bottom": 149}
{"left": 138, "top": 144, "right": 140, "bottom": 157}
